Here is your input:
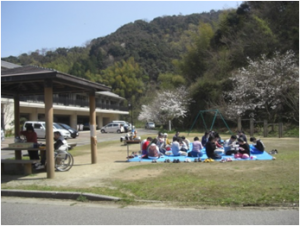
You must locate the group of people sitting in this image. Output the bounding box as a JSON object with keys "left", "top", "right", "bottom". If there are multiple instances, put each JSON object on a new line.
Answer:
{"left": 140, "top": 130, "right": 265, "bottom": 160}
{"left": 140, "top": 131, "right": 189, "bottom": 159}
{"left": 193, "top": 130, "right": 265, "bottom": 159}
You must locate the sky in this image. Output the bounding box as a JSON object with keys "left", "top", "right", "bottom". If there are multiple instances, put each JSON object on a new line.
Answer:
{"left": 1, "top": 1, "right": 241, "bottom": 58}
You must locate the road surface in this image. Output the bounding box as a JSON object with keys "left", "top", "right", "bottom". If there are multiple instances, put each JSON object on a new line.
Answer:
{"left": 2, "top": 197, "right": 299, "bottom": 225}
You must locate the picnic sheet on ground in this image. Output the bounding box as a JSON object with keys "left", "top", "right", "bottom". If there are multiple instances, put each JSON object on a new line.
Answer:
{"left": 127, "top": 144, "right": 274, "bottom": 162}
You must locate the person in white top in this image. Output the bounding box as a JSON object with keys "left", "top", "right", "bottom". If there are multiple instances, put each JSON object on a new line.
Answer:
{"left": 224, "top": 135, "right": 238, "bottom": 155}
{"left": 171, "top": 137, "right": 181, "bottom": 156}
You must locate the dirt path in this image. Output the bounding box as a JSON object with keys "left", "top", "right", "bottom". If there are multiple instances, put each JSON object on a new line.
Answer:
{"left": 2, "top": 143, "right": 144, "bottom": 188}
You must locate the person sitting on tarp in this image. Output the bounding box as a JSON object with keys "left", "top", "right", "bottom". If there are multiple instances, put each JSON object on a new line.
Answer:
{"left": 238, "top": 131, "right": 248, "bottom": 143}
{"left": 179, "top": 137, "right": 188, "bottom": 152}
{"left": 250, "top": 137, "right": 265, "bottom": 152}
{"left": 156, "top": 135, "right": 167, "bottom": 154}
{"left": 171, "top": 137, "right": 181, "bottom": 156}
{"left": 224, "top": 135, "right": 238, "bottom": 155}
{"left": 181, "top": 136, "right": 190, "bottom": 149}
{"left": 213, "top": 136, "right": 224, "bottom": 155}
{"left": 201, "top": 131, "right": 209, "bottom": 146}
{"left": 189, "top": 137, "right": 204, "bottom": 157}
{"left": 141, "top": 137, "right": 152, "bottom": 158}
{"left": 205, "top": 136, "right": 222, "bottom": 159}
{"left": 147, "top": 138, "right": 163, "bottom": 159}
{"left": 173, "top": 131, "right": 180, "bottom": 140}
{"left": 164, "top": 133, "right": 171, "bottom": 146}
{"left": 234, "top": 138, "right": 250, "bottom": 159}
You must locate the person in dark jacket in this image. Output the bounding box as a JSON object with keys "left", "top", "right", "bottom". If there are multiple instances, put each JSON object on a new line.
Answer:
{"left": 238, "top": 131, "right": 248, "bottom": 143}
{"left": 235, "top": 138, "right": 250, "bottom": 159}
{"left": 205, "top": 136, "right": 222, "bottom": 159}
{"left": 201, "top": 131, "right": 209, "bottom": 146}
{"left": 250, "top": 137, "right": 265, "bottom": 152}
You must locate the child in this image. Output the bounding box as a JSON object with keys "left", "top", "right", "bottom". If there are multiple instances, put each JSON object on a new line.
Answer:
{"left": 224, "top": 135, "right": 238, "bottom": 155}
{"left": 190, "top": 137, "right": 203, "bottom": 157}
{"left": 141, "top": 137, "right": 152, "bottom": 158}
{"left": 235, "top": 138, "right": 250, "bottom": 159}
{"left": 250, "top": 137, "right": 265, "bottom": 152}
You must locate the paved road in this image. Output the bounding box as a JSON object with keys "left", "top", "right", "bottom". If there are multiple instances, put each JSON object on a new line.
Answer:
{"left": 1, "top": 128, "right": 158, "bottom": 159}
{"left": 2, "top": 197, "right": 298, "bottom": 225}
{"left": 76, "top": 128, "right": 158, "bottom": 146}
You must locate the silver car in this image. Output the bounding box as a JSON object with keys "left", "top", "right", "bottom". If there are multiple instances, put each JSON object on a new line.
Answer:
{"left": 145, "top": 122, "right": 155, "bottom": 129}
{"left": 100, "top": 123, "right": 124, "bottom": 133}
{"left": 1, "top": 129, "right": 4, "bottom": 140}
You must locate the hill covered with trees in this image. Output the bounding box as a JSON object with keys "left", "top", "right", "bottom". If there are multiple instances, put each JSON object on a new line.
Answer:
{"left": 3, "top": 1, "right": 299, "bottom": 129}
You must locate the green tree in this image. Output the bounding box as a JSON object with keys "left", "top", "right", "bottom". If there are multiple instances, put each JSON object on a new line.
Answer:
{"left": 100, "top": 57, "right": 147, "bottom": 101}
{"left": 158, "top": 73, "right": 186, "bottom": 89}
{"left": 175, "top": 22, "right": 214, "bottom": 84}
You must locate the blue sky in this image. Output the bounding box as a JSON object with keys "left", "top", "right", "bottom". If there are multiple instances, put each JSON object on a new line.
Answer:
{"left": 1, "top": 1, "right": 241, "bottom": 58}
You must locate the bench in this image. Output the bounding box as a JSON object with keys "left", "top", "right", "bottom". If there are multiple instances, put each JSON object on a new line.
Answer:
{"left": 1, "top": 159, "right": 39, "bottom": 175}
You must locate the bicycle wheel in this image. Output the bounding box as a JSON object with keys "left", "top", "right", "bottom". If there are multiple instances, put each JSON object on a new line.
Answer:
{"left": 55, "top": 153, "right": 74, "bottom": 172}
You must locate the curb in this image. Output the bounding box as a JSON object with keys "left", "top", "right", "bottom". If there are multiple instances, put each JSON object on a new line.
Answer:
{"left": 1, "top": 189, "right": 121, "bottom": 202}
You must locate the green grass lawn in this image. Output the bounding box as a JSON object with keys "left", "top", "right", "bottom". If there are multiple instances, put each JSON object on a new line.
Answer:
{"left": 108, "top": 136, "right": 299, "bottom": 207}
{"left": 2, "top": 135, "right": 298, "bottom": 207}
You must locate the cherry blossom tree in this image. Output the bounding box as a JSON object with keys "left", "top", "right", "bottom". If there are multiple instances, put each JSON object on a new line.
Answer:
{"left": 223, "top": 50, "right": 299, "bottom": 122}
{"left": 138, "top": 86, "right": 192, "bottom": 129}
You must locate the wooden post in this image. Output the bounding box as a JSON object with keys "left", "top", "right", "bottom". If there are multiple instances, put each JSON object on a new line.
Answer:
{"left": 279, "top": 123, "right": 283, "bottom": 138}
{"left": 250, "top": 117, "right": 254, "bottom": 136}
{"left": 89, "top": 93, "right": 97, "bottom": 164}
{"left": 169, "top": 120, "right": 171, "bottom": 131}
{"left": 238, "top": 116, "right": 242, "bottom": 131}
{"left": 263, "top": 120, "right": 268, "bottom": 137}
{"left": 14, "top": 95, "right": 22, "bottom": 160}
{"left": 44, "top": 80, "right": 54, "bottom": 179}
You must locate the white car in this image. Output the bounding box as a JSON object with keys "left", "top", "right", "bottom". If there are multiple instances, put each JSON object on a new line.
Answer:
{"left": 100, "top": 123, "right": 124, "bottom": 133}
{"left": 145, "top": 122, "right": 155, "bottom": 129}
{"left": 1, "top": 129, "right": 4, "bottom": 140}
{"left": 23, "top": 121, "right": 71, "bottom": 139}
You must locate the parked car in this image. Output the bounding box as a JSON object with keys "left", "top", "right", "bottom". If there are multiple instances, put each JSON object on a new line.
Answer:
{"left": 82, "top": 122, "right": 99, "bottom": 131}
{"left": 82, "top": 123, "right": 90, "bottom": 130}
{"left": 57, "top": 123, "right": 79, "bottom": 139}
{"left": 1, "top": 129, "right": 4, "bottom": 140}
{"left": 145, "top": 122, "right": 155, "bottom": 129}
{"left": 100, "top": 123, "right": 124, "bottom": 133}
{"left": 23, "top": 121, "right": 71, "bottom": 139}
{"left": 112, "top": 120, "right": 134, "bottom": 131}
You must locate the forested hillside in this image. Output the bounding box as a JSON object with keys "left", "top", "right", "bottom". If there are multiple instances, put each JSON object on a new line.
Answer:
{"left": 3, "top": 1, "right": 299, "bottom": 129}
{"left": 3, "top": 10, "right": 222, "bottom": 112}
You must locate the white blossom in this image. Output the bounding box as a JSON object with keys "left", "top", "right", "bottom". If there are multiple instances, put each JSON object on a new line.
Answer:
{"left": 138, "top": 86, "right": 192, "bottom": 126}
{"left": 223, "top": 50, "right": 299, "bottom": 122}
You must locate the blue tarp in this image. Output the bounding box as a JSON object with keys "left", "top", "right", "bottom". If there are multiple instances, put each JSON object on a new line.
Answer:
{"left": 127, "top": 143, "right": 273, "bottom": 162}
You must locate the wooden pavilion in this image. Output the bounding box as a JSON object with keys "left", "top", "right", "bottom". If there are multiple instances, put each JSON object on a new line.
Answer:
{"left": 1, "top": 65, "right": 111, "bottom": 179}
